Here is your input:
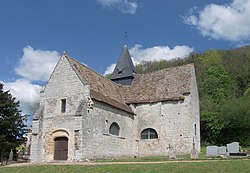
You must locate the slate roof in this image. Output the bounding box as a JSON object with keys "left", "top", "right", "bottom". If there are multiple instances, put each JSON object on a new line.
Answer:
{"left": 65, "top": 54, "right": 194, "bottom": 114}
{"left": 110, "top": 45, "right": 135, "bottom": 80}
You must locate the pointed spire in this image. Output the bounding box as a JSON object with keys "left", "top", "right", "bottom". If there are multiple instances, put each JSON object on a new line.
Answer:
{"left": 110, "top": 45, "right": 136, "bottom": 85}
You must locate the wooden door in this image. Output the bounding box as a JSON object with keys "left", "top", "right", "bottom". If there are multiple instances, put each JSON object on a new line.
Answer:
{"left": 54, "top": 137, "right": 68, "bottom": 160}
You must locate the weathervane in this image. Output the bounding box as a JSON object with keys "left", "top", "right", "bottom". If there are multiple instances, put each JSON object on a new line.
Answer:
{"left": 124, "top": 31, "right": 128, "bottom": 45}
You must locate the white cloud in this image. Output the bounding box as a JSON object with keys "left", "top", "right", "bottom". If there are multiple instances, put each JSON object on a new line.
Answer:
{"left": 130, "top": 44, "right": 194, "bottom": 63}
{"left": 96, "top": 0, "right": 137, "bottom": 14}
{"left": 104, "top": 44, "right": 194, "bottom": 75}
{"left": 104, "top": 63, "right": 116, "bottom": 75}
{"left": 2, "top": 46, "right": 61, "bottom": 118}
{"left": 2, "top": 79, "right": 41, "bottom": 115}
{"left": 15, "top": 46, "right": 60, "bottom": 82}
{"left": 184, "top": 0, "right": 250, "bottom": 41}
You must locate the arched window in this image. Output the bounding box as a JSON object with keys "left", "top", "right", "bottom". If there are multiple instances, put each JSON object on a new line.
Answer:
{"left": 109, "top": 122, "right": 120, "bottom": 136}
{"left": 141, "top": 128, "right": 158, "bottom": 139}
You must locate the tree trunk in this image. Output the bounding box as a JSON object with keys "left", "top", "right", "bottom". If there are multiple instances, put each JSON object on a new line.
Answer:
{"left": 0, "top": 153, "right": 2, "bottom": 166}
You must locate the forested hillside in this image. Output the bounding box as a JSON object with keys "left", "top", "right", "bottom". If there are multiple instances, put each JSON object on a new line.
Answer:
{"left": 135, "top": 46, "right": 250, "bottom": 146}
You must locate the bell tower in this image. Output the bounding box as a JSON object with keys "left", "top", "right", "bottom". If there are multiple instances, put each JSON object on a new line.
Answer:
{"left": 110, "top": 45, "right": 136, "bottom": 85}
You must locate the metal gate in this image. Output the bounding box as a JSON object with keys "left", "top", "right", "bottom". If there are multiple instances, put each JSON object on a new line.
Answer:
{"left": 54, "top": 137, "right": 68, "bottom": 160}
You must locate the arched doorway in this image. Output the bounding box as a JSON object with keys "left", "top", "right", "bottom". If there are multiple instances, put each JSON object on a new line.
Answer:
{"left": 54, "top": 137, "right": 68, "bottom": 160}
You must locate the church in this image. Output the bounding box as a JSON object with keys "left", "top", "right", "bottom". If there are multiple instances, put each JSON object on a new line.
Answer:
{"left": 30, "top": 45, "right": 200, "bottom": 162}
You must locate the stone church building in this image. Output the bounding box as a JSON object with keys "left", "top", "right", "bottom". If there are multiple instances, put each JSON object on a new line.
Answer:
{"left": 30, "top": 45, "right": 200, "bottom": 162}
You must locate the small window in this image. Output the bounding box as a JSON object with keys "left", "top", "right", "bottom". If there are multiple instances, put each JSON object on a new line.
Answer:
{"left": 118, "top": 70, "right": 122, "bottom": 75}
{"left": 61, "top": 99, "right": 66, "bottom": 113}
{"left": 141, "top": 128, "right": 158, "bottom": 139}
{"left": 109, "top": 122, "right": 120, "bottom": 136}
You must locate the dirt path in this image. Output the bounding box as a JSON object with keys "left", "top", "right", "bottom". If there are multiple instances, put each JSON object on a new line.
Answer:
{"left": 6, "top": 159, "right": 247, "bottom": 167}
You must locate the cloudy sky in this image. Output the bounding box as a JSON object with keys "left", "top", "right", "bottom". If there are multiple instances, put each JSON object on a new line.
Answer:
{"left": 1, "top": 0, "right": 250, "bottom": 118}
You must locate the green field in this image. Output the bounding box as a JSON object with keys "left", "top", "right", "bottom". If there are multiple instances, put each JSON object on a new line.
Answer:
{"left": 1, "top": 160, "right": 250, "bottom": 173}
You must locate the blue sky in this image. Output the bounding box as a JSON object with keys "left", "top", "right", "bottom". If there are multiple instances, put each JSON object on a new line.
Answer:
{"left": 1, "top": 0, "right": 250, "bottom": 116}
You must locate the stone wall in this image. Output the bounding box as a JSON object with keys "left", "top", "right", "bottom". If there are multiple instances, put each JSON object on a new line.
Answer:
{"left": 133, "top": 99, "right": 194, "bottom": 156}
{"left": 80, "top": 100, "right": 137, "bottom": 159}
{"left": 31, "top": 55, "right": 90, "bottom": 162}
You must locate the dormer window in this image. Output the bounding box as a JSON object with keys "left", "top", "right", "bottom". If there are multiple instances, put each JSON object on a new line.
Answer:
{"left": 118, "top": 70, "right": 122, "bottom": 75}
{"left": 61, "top": 99, "right": 66, "bottom": 113}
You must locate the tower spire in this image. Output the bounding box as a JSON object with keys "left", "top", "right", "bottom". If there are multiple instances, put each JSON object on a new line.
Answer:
{"left": 110, "top": 45, "right": 136, "bottom": 85}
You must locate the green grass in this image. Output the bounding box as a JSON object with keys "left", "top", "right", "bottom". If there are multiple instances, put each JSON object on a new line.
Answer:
{"left": 1, "top": 160, "right": 250, "bottom": 173}
{"left": 96, "top": 155, "right": 192, "bottom": 162}
{"left": 95, "top": 147, "right": 211, "bottom": 162}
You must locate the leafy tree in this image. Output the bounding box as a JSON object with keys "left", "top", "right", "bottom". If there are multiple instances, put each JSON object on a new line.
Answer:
{"left": 202, "top": 66, "right": 235, "bottom": 103}
{"left": 222, "top": 47, "right": 250, "bottom": 97}
{"left": 200, "top": 112, "right": 226, "bottom": 145}
{"left": 0, "top": 83, "right": 27, "bottom": 165}
{"left": 197, "top": 49, "right": 223, "bottom": 68}
{"left": 243, "top": 87, "right": 250, "bottom": 98}
{"left": 220, "top": 96, "right": 250, "bottom": 146}
{"left": 104, "top": 73, "right": 112, "bottom": 79}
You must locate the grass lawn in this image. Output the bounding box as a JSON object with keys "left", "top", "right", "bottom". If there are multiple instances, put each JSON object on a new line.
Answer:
{"left": 94, "top": 146, "right": 220, "bottom": 162}
{"left": 0, "top": 159, "right": 249, "bottom": 173}
{"left": 96, "top": 155, "right": 191, "bottom": 162}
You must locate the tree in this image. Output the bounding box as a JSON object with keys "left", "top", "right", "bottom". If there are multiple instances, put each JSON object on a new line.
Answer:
{"left": 243, "top": 87, "right": 250, "bottom": 98}
{"left": 0, "top": 83, "right": 27, "bottom": 165}
{"left": 202, "top": 66, "right": 234, "bottom": 103}
{"left": 200, "top": 111, "right": 226, "bottom": 145}
{"left": 197, "top": 49, "right": 223, "bottom": 67}
{"left": 220, "top": 96, "right": 250, "bottom": 146}
{"left": 104, "top": 73, "right": 112, "bottom": 79}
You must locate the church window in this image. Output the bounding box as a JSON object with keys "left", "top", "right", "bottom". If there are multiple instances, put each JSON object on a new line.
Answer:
{"left": 61, "top": 99, "right": 66, "bottom": 113}
{"left": 109, "top": 122, "right": 120, "bottom": 136}
{"left": 141, "top": 128, "right": 158, "bottom": 139}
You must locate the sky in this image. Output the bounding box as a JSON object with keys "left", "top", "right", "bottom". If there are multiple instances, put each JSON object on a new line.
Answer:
{"left": 1, "top": 0, "right": 250, "bottom": 118}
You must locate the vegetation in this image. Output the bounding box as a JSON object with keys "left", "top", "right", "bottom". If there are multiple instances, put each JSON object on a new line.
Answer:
{"left": 96, "top": 155, "right": 190, "bottom": 162}
{"left": 133, "top": 46, "right": 250, "bottom": 146}
{"left": 1, "top": 160, "right": 250, "bottom": 173}
{"left": 0, "top": 83, "right": 27, "bottom": 165}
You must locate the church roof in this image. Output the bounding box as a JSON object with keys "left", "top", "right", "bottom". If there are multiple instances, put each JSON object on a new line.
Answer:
{"left": 122, "top": 64, "right": 193, "bottom": 103}
{"left": 65, "top": 54, "right": 194, "bottom": 114}
{"left": 110, "top": 45, "right": 135, "bottom": 80}
{"left": 65, "top": 55, "right": 134, "bottom": 114}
